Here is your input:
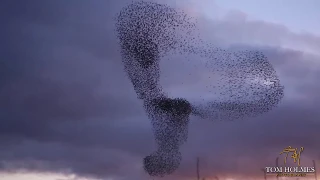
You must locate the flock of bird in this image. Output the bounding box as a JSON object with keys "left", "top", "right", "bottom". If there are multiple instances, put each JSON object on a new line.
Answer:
{"left": 115, "top": 1, "right": 284, "bottom": 177}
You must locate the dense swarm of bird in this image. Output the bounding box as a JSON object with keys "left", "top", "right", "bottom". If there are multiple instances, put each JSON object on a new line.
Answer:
{"left": 115, "top": 1, "right": 284, "bottom": 177}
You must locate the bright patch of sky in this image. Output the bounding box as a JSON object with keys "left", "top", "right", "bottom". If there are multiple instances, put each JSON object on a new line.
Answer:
{"left": 209, "top": 0, "right": 320, "bottom": 35}
{"left": 0, "top": 172, "right": 96, "bottom": 180}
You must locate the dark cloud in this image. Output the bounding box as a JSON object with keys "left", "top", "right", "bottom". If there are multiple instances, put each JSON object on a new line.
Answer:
{"left": 0, "top": 0, "right": 320, "bottom": 180}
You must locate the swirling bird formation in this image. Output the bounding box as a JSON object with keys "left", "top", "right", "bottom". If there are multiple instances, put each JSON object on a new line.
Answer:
{"left": 115, "top": 1, "right": 284, "bottom": 177}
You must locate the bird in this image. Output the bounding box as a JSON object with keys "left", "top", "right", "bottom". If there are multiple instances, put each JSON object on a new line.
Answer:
{"left": 115, "top": 1, "right": 284, "bottom": 177}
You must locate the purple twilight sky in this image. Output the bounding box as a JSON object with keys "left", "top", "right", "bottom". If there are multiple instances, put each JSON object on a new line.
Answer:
{"left": 0, "top": 0, "right": 320, "bottom": 180}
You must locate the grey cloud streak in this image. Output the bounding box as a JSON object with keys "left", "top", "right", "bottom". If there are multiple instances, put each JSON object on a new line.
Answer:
{"left": 0, "top": 0, "right": 320, "bottom": 180}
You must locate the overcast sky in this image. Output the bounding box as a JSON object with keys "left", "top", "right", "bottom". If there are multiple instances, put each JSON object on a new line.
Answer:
{"left": 1, "top": 0, "right": 320, "bottom": 180}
